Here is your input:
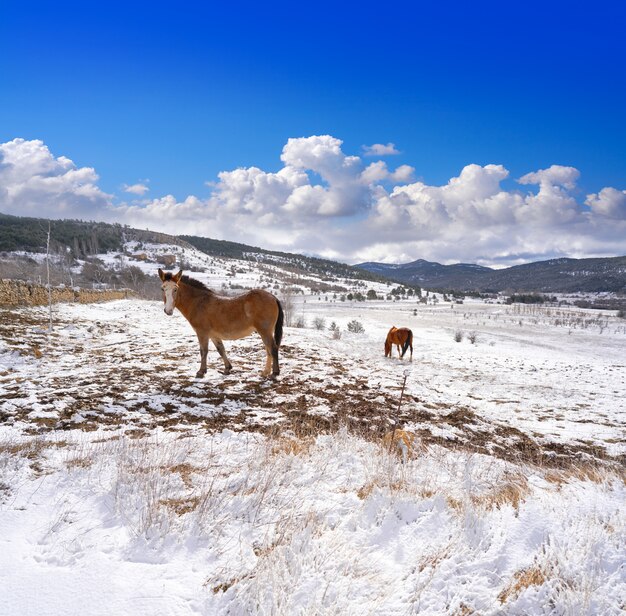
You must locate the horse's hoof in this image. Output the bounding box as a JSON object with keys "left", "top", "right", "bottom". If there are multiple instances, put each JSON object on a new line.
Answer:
{"left": 195, "top": 371, "right": 206, "bottom": 378}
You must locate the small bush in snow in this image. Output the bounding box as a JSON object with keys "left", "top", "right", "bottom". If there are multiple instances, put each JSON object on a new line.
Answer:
{"left": 294, "top": 316, "right": 306, "bottom": 328}
{"left": 454, "top": 330, "right": 464, "bottom": 343}
{"left": 332, "top": 328, "right": 342, "bottom": 340}
{"left": 313, "top": 317, "right": 326, "bottom": 330}
{"left": 467, "top": 331, "right": 478, "bottom": 344}
{"left": 347, "top": 320, "right": 365, "bottom": 334}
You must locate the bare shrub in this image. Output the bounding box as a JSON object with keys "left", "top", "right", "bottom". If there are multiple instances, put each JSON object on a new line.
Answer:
{"left": 467, "top": 331, "right": 478, "bottom": 344}
{"left": 454, "top": 330, "right": 464, "bottom": 342}
{"left": 280, "top": 289, "right": 297, "bottom": 327}
{"left": 312, "top": 317, "right": 326, "bottom": 330}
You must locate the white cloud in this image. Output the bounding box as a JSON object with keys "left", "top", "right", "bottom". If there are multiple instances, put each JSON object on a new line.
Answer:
{"left": 515, "top": 165, "right": 582, "bottom": 225}
{"left": 0, "top": 138, "right": 112, "bottom": 218}
{"left": 360, "top": 162, "right": 625, "bottom": 265}
{"left": 585, "top": 187, "right": 626, "bottom": 219}
{"left": 123, "top": 182, "right": 150, "bottom": 196}
{"left": 362, "top": 143, "right": 401, "bottom": 156}
{"left": 361, "top": 161, "right": 415, "bottom": 184}
{"left": 518, "top": 165, "right": 580, "bottom": 190}
{"left": 1, "top": 137, "right": 625, "bottom": 266}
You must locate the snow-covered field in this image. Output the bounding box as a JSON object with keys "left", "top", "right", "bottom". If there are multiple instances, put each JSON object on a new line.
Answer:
{"left": 1, "top": 289, "right": 625, "bottom": 614}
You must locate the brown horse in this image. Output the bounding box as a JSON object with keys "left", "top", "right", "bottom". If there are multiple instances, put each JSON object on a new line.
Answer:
{"left": 384, "top": 326, "right": 413, "bottom": 360}
{"left": 158, "top": 269, "right": 284, "bottom": 378}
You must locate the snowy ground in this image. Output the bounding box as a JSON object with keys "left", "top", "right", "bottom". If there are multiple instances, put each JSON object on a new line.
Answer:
{"left": 1, "top": 295, "right": 625, "bottom": 614}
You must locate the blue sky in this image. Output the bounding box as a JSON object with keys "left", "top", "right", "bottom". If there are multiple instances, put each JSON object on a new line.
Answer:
{"left": 1, "top": 1, "right": 625, "bottom": 265}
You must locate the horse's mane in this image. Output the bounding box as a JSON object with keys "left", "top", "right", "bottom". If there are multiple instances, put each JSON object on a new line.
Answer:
{"left": 181, "top": 275, "right": 211, "bottom": 291}
{"left": 163, "top": 272, "right": 215, "bottom": 295}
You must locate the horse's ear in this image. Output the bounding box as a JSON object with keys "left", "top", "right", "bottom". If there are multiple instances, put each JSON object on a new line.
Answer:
{"left": 173, "top": 269, "right": 183, "bottom": 283}
{"left": 158, "top": 268, "right": 165, "bottom": 281}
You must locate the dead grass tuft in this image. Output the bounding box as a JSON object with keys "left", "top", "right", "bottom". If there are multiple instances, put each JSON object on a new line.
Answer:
{"left": 472, "top": 475, "right": 529, "bottom": 511}
{"left": 270, "top": 435, "right": 314, "bottom": 457}
{"left": 418, "top": 546, "right": 451, "bottom": 573}
{"left": 210, "top": 577, "right": 243, "bottom": 594}
{"left": 498, "top": 566, "right": 546, "bottom": 604}
{"left": 446, "top": 496, "right": 463, "bottom": 511}
{"left": 382, "top": 429, "right": 423, "bottom": 459}
{"left": 0, "top": 436, "right": 63, "bottom": 460}
{"left": 66, "top": 456, "right": 93, "bottom": 470}
{"left": 357, "top": 481, "right": 376, "bottom": 500}
{"left": 168, "top": 463, "right": 199, "bottom": 488}
{"left": 357, "top": 479, "right": 407, "bottom": 500}
{"left": 543, "top": 463, "right": 618, "bottom": 486}
{"left": 159, "top": 496, "right": 200, "bottom": 516}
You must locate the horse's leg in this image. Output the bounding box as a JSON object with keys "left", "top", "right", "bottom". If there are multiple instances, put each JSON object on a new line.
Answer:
{"left": 396, "top": 344, "right": 401, "bottom": 358}
{"left": 211, "top": 338, "right": 232, "bottom": 374}
{"left": 196, "top": 333, "right": 209, "bottom": 378}
{"left": 258, "top": 331, "right": 279, "bottom": 377}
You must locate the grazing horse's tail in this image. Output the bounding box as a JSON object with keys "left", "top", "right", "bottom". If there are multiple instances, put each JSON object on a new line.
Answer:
{"left": 401, "top": 329, "right": 413, "bottom": 358}
{"left": 274, "top": 299, "right": 284, "bottom": 347}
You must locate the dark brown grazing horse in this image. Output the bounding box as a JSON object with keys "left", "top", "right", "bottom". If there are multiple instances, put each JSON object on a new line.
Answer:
{"left": 384, "top": 326, "right": 413, "bottom": 360}
{"left": 158, "top": 269, "right": 283, "bottom": 378}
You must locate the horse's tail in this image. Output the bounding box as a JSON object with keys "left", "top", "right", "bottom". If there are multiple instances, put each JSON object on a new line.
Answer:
{"left": 401, "top": 329, "right": 413, "bottom": 357}
{"left": 274, "top": 299, "right": 284, "bottom": 347}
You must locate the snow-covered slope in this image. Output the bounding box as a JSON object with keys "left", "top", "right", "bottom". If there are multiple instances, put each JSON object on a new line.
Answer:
{"left": 1, "top": 295, "right": 624, "bottom": 614}
{"left": 96, "top": 240, "right": 403, "bottom": 298}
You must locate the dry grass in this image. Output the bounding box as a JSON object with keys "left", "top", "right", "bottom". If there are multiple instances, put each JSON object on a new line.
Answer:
{"left": 418, "top": 546, "right": 452, "bottom": 573}
{"left": 543, "top": 463, "right": 621, "bottom": 486}
{"left": 65, "top": 455, "right": 93, "bottom": 470}
{"left": 270, "top": 435, "right": 314, "bottom": 457}
{"left": 159, "top": 496, "right": 201, "bottom": 516}
{"left": 442, "top": 474, "right": 529, "bottom": 513}
{"left": 498, "top": 566, "right": 547, "bottom": 604}
{"left": 357, "top": 479, "right": 408, "bottom": 500}
{"left": 382, "top": 429, "right": 422, "bottom": 459}
{"left": 0, "top": 437, "right": 67, "bottom": 459}
{"left": 472, "top": 475, "right": 529, "bottom": 511}
{"left": 453, "top": 603, "right": 477, "bottom": 616}
{"left": 168, "top": 462, "right": 201, "bottom": 488}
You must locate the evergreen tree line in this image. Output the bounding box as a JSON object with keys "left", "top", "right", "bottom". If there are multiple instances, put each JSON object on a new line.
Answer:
{"left": 0, "top": 213, "right": 125, "bottom": 257}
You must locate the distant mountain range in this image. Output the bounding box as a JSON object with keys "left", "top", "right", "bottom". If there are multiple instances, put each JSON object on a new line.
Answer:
{"left": 356, "top": 257, "right": 626, "bottom": 293}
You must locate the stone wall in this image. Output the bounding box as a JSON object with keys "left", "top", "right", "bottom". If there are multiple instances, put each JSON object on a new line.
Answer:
{"left": 0, "top": 279, "right": 133, "bottom": 307}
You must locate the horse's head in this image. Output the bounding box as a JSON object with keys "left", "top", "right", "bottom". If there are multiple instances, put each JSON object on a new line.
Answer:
{"left": 384, "top": 326, "right": 396, "bottom": 357}
{"left": 158, "top": 268, "right": 183, "bottom": 315}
